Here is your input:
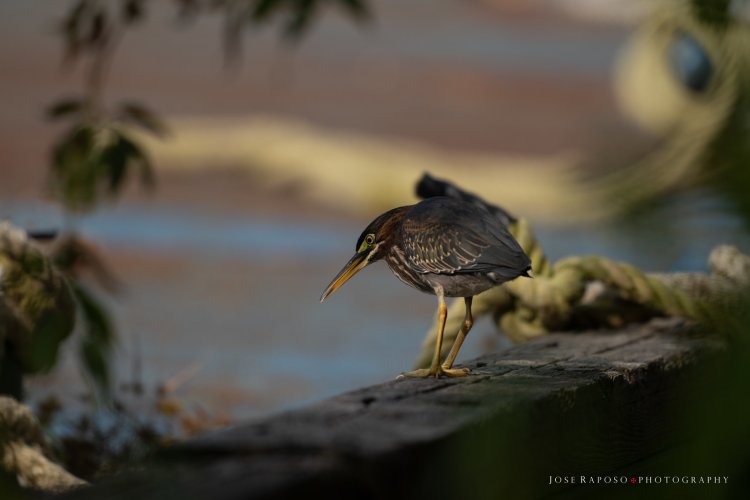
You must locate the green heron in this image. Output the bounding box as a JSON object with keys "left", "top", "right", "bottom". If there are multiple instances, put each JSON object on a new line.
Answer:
{"left": 320, "top": 179, "right": 531, "bottom": 378}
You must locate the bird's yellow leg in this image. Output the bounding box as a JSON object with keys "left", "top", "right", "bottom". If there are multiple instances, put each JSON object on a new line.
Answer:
{"left": 401, "top": 294, "right": 467, "bottom": 378}
{"left": 441, "top": 297, "right": 473, "bottom": 374}
{"left": 428, "top": 294, "right": 448, "bottom": 375}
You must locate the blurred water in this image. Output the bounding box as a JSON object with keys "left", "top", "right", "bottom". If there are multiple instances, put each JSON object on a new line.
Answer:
{"left": 8, "top": 192, "right": 743, "bottom": 269}
{"left": 3, "top": 196, "right": 749, "bottom": 420}
{"left": 537, "top": 192, "right": 750, "bottom": 272}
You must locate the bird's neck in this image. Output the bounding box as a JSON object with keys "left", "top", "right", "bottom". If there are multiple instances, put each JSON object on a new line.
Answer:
{"left": 372, "top": 206, "right": 410, "bottom": 259}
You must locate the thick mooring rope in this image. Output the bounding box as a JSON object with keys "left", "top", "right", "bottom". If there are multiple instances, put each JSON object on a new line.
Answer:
{"left": 414, "top": 217, "right": 750, "bottom": 369}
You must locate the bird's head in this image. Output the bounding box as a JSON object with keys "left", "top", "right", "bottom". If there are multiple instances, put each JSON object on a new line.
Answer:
{"left": 320, "top": 206, "right": 408, "bottom": 302}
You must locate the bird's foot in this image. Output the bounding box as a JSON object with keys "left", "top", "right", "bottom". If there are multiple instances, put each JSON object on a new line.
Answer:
{"left": 398, "top": 366, "right": 470, "bottom": 379}
{"left": 398, "top": 368, "right": 432, "bottom": 378}
{"left": 441, "top": 365, "right": 470, "bottom": 377}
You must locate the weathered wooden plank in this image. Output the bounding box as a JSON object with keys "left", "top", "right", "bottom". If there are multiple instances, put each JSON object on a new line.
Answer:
{"left": 62, "top": 317, "right": 725, "bottom": 500}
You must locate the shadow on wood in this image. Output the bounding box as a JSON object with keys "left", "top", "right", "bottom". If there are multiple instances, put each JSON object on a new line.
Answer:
{"left": 61, "top": 318, "right": 727, "bottom": 499}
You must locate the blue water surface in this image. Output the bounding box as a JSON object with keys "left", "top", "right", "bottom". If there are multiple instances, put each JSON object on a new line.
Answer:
{"left": 3, "top": 195, "right": 748, "bottom": 419}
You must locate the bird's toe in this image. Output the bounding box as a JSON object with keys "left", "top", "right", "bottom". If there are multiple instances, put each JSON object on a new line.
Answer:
{"left": 397, "top": 366, "right": 470, "bottom": 379}
{"left": 397, "top": 368, "right": 433, "bottom": 379}
{"left": 440, "top": 366, "right": 470, "bottom": 377}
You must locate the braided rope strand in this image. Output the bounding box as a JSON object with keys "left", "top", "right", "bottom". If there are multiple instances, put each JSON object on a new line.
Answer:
{"left": 414, "top": 218, "right": 748, "bottom": 368}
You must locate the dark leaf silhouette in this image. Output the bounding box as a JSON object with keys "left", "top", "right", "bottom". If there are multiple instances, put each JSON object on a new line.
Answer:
{"left": 88, "top": 9, "right": 108, "bottom": 45}
{"left": 59, "top": 0, "right": 113, "bottom": 61}
{"left": 339, "top": 0, "right": 368, "bottom": 19}
{"left": 51, "top": 125, "right": 98, "bottom": 211}
{"left": 73, "top": 282, "right": 114, "bottom": 400}
{"left": 52, "top": 236, "right": 122, "bottom": 293}
{"left": 122, "top": 0, "right": 145, "bottom": 25}
{"left": 118, "top": 102, "right": 170, "bottom": 137}
{"left": 219, "top": 0, "right": 371, "bottom": 58}
{"left": 47, "top": 98, "right": 86, "bottom": 120}
{"left": 61, "top": 0, "right": 90, "bottom": 61}
{"left": 100, "top": 135, "right": 129, "bottom": 193}
{"left": 41, "top": 0, "right": 373, "bottom": 440}
{"left": 117, "top": 130, "right": 156, "bottom": 191}
{"left": 50, "top": 124, "right": 155, "bottom": 212}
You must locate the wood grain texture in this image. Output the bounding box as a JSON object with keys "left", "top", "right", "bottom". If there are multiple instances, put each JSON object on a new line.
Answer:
{"left": 62, "top": 318, "right": 725, "bottom": 500}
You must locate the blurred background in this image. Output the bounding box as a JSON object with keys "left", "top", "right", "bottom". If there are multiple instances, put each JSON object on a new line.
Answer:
{"left": 1, "top": 0, "right": 749, "bottom": 448}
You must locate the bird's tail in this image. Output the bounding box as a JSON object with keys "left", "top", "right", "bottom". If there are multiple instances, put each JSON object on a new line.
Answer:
{"left": 415, "top": 172, "right": 517, "bottom": 227}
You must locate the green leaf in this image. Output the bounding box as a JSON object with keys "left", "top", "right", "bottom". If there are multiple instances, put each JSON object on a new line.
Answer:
{"left": 117, "top": 131, "right": 156, "bottom": 191}
{"left": 99, "top": 135, "right": 129, "bottom": 194}
{"left": 219, "top": 0, "right": 370, "bottom": 58}
{"left": 50, "top": 123, "right": 157, "bottom": 210}
{"left": 25, "top": 314, "right": 72, "bottom": 374}
{"left": 46, "top": 98, "right": 85, "bottom": 120}
{"left": 61, "top": 0, "right": 90, "bottom": 62}
{"left": 102, "top": 129, "right": 156, "bottom": 194}
{"left": 81, "top": 336, "right": 110, "bottom": 399}
{"left": 50, "top": 125, "right": 100, "bottom": 212}
{"left": 51, "top": 125, "right": 95, "bottom": 172}
{"left": 118, "top": 102, "right": 169, "bottom": 137}
{"left": 73, "top": 282, "right": 114, "bottom": 400}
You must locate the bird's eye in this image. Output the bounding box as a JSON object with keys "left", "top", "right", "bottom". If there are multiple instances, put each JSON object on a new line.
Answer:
{"left": 358, "top": 233, "right": 376, "bottom": 253}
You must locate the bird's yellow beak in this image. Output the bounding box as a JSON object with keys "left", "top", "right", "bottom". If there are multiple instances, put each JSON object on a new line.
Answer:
{"left": 320, "top": 252, "right": 370, "bottom": 302}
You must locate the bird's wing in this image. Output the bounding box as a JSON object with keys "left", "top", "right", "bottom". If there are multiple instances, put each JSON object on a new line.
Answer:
{"left": 400, "top": 200, "right": 529, "bottom": 276}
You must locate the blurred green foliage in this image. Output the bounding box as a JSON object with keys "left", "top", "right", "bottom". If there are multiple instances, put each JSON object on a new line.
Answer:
{"left": 40, "top": 0, "right": 370, "bottom": 402}
{"left": 73, "top": 283, "right": 114, "bottom": 398}
{"left": 173, "top": 0, "right": 368, "bottom": 57}
{"left": 49, "top": 120, "right": 156, "bottom": 213}
{"left": 13, "top": 0, "right": 747, "bottom": 495}
{"left": 49, "top": 0, "right": 369, "bottom": 212}
{"left": 5, "top": 1, "right": 372, "bottom": 492}
{"left": 0, "top": 225, "right": 76, "bottom": 399}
